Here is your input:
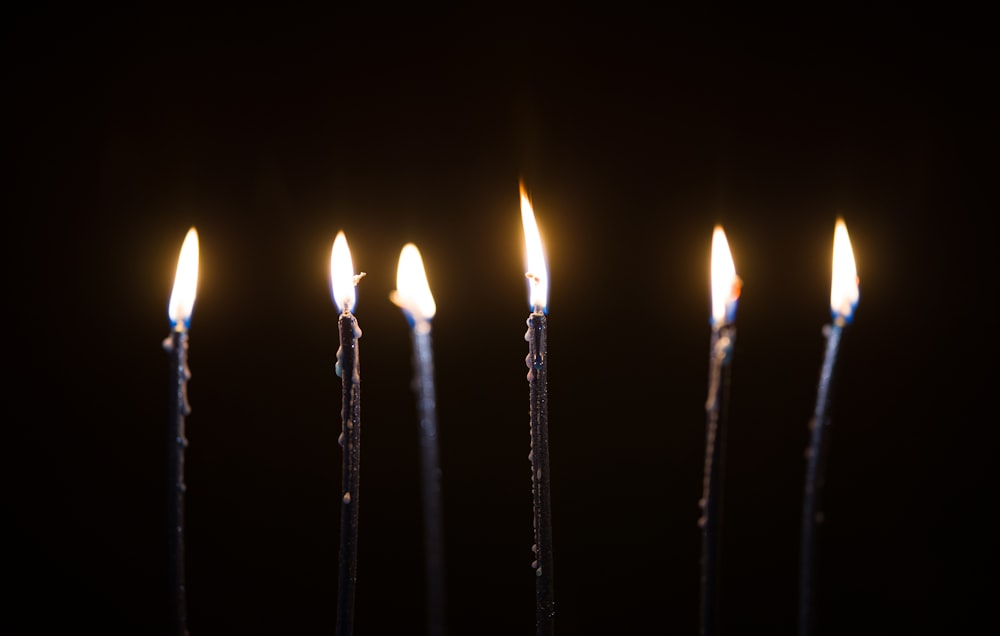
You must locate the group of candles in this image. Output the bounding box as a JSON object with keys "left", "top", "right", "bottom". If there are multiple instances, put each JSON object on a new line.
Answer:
{"left": 702, "top": 220, "right": 858, "bottom": 636}
{"left": 164, "top": 186, "right": 859, "bottom": 636}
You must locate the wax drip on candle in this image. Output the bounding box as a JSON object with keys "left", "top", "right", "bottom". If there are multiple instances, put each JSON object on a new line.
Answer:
{"left": 525, "top": 319, "right": 546, "bottom": 382}
{"left": 162, "top": 336, "right": 193, "bottom": 417}
{"left": 335, "top": 322, "right": 364, "bottom": 382}
{"left": 704, "top": 334, "right": 733, "bottom": 411}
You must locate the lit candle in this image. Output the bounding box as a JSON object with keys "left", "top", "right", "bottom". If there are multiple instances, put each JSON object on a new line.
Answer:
{"left": 699, "top": 225, "right": 740, "bottom": 636}
{"left": 330, "top": 231, "right": 364, "bottom": 636}
{"left": 390, "top": 244, "right": 445, "bottom": 636}
{"left": 520, "top": 183, "right": 555, "bottom": 636}
{"left": 162, "top": 226, "right": 199, "bottom": 636}
{"left": 798, "top": 218, "right": 859, "bottom": 636}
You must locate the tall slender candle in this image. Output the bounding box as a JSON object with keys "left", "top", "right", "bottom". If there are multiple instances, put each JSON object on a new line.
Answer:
{"left": 700, "top": 225, "right": 740, "bottom": 636}
{"left": 390, "top": 243, "right": 446, "bottom": 636}
{"left": 520, "top": 183, "right": 555, "bottom": 636}
{"left": 798, "top": 218, "right": 859, "bottom": 636}
{"left": 163, "top": 226, "right": 199, "bottom": 636}
{"left": 330, "top": 231, "right": 364, "bottom": 636}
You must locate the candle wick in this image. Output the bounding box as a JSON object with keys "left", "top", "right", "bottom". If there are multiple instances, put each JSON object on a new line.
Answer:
{"left": 353, "top": 272, "right": 367, "bottom": 286}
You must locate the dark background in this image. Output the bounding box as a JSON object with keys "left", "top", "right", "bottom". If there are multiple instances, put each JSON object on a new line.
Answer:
{"left": 6, "top": 9, "right": 996, "bottom": 635}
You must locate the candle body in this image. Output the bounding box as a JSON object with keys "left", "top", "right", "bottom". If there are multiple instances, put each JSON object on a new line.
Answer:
{"left": 799, "top": 322, "right": 845, "bottom": 636}
{"left": 526, "top": 311, "right": 555, "bottom": 636}
{"left": 410, "top": 326, "right": 446, "bottom": 636}
{"left": 700, "top": 323, "right": 735, "bottom": 636}
{"left": 164, "top": 329, "right": 191, "bottom": 636}
{"left": 336, "top": 312, "right": 362, "bottom": 636}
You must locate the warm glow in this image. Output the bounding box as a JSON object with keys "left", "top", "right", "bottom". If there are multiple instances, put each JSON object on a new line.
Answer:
{"left": 710, "top": 225, "right": 739, "bottom": 326}
{"left": 520, "top": 183, "right": 548, "bottom": 312}
{"left": 391, "top": 243, "right": 436, "bottom": 328}
{"left": 330, "top": 231, "right": 358, "bottom": 313}
{"left": 830, "top": 218, "right": 859, "bottom": 322}
{"left": 168, "top": 227, "right": 199, "bottom": 328}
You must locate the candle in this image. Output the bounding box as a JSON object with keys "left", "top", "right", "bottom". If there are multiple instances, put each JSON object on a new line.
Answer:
{"left": 330, "top": 231, "right": 364, "bottom": 636}
{"left": 699, "top": 225, "right": 740, "bottom": 636}
{"left": 162, "top": 226, "right": 199, "bottom": 636}
{"left": 390, "top": 243, "right": 446, "bottom": 636}
{"left": 520, "top": 183, "right": 555, "bottom": 636}
{"left": 798, "top": 218, "right": 859, "bottom": 636}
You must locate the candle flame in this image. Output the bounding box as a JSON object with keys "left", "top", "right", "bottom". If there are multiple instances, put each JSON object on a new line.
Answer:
{"left": 710, "top": 225, "right": 740, "bottom": 326}
{"left": 830, "top": 217, "right": 859, "bottom": 323}
{"left": 520, "top": 182, "right": 548, "bottom": 312}
{"left": 168, "top": 227, "right": 199, "bottom": 329}
{"left": 330, "top": 231, "right": 358, "bottom": 314}
{"left": 390, "top": 243, "right": 436, "bottom": 330}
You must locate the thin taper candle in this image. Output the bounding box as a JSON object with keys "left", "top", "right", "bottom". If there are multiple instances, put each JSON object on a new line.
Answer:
{"left": 391, "top": 243, "right": 446, "bottom": 636}
{"left": 331, "top": 231, "right": 364, "bottom": 636}
{"left": 521, "top": 184, "right": 555, "bottom": 636}
{"left": 799, "top": 218, "right": 859, "bottom": 636}
{"left": 163, "top": 226, "right": 199, "bottom": 636}
{"left": 700, "top": 226, "right": 740, "bottom": 636}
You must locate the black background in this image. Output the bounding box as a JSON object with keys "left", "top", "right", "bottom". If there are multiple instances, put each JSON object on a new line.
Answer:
{"left": 6, "top": 9, "right": 996, "bottom": 635}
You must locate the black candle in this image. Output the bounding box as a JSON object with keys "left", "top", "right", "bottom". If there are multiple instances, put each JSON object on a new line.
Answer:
{"left": 163, "top": 227, "right": 199, "bottom": 636}
{"left": 699, "top": 225, "right": 740, "bottom": 636}
{"left": 330, "top": 231, "right": 364, "bottom": 636}
{"left": 520, "top": 184, "right": 555, "bottom": 636}
{"left": 391, "top": 243, "right": 446, "bottom": 636}
{"left": 798, "top": 218, "right": 859, "bottom": 636}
